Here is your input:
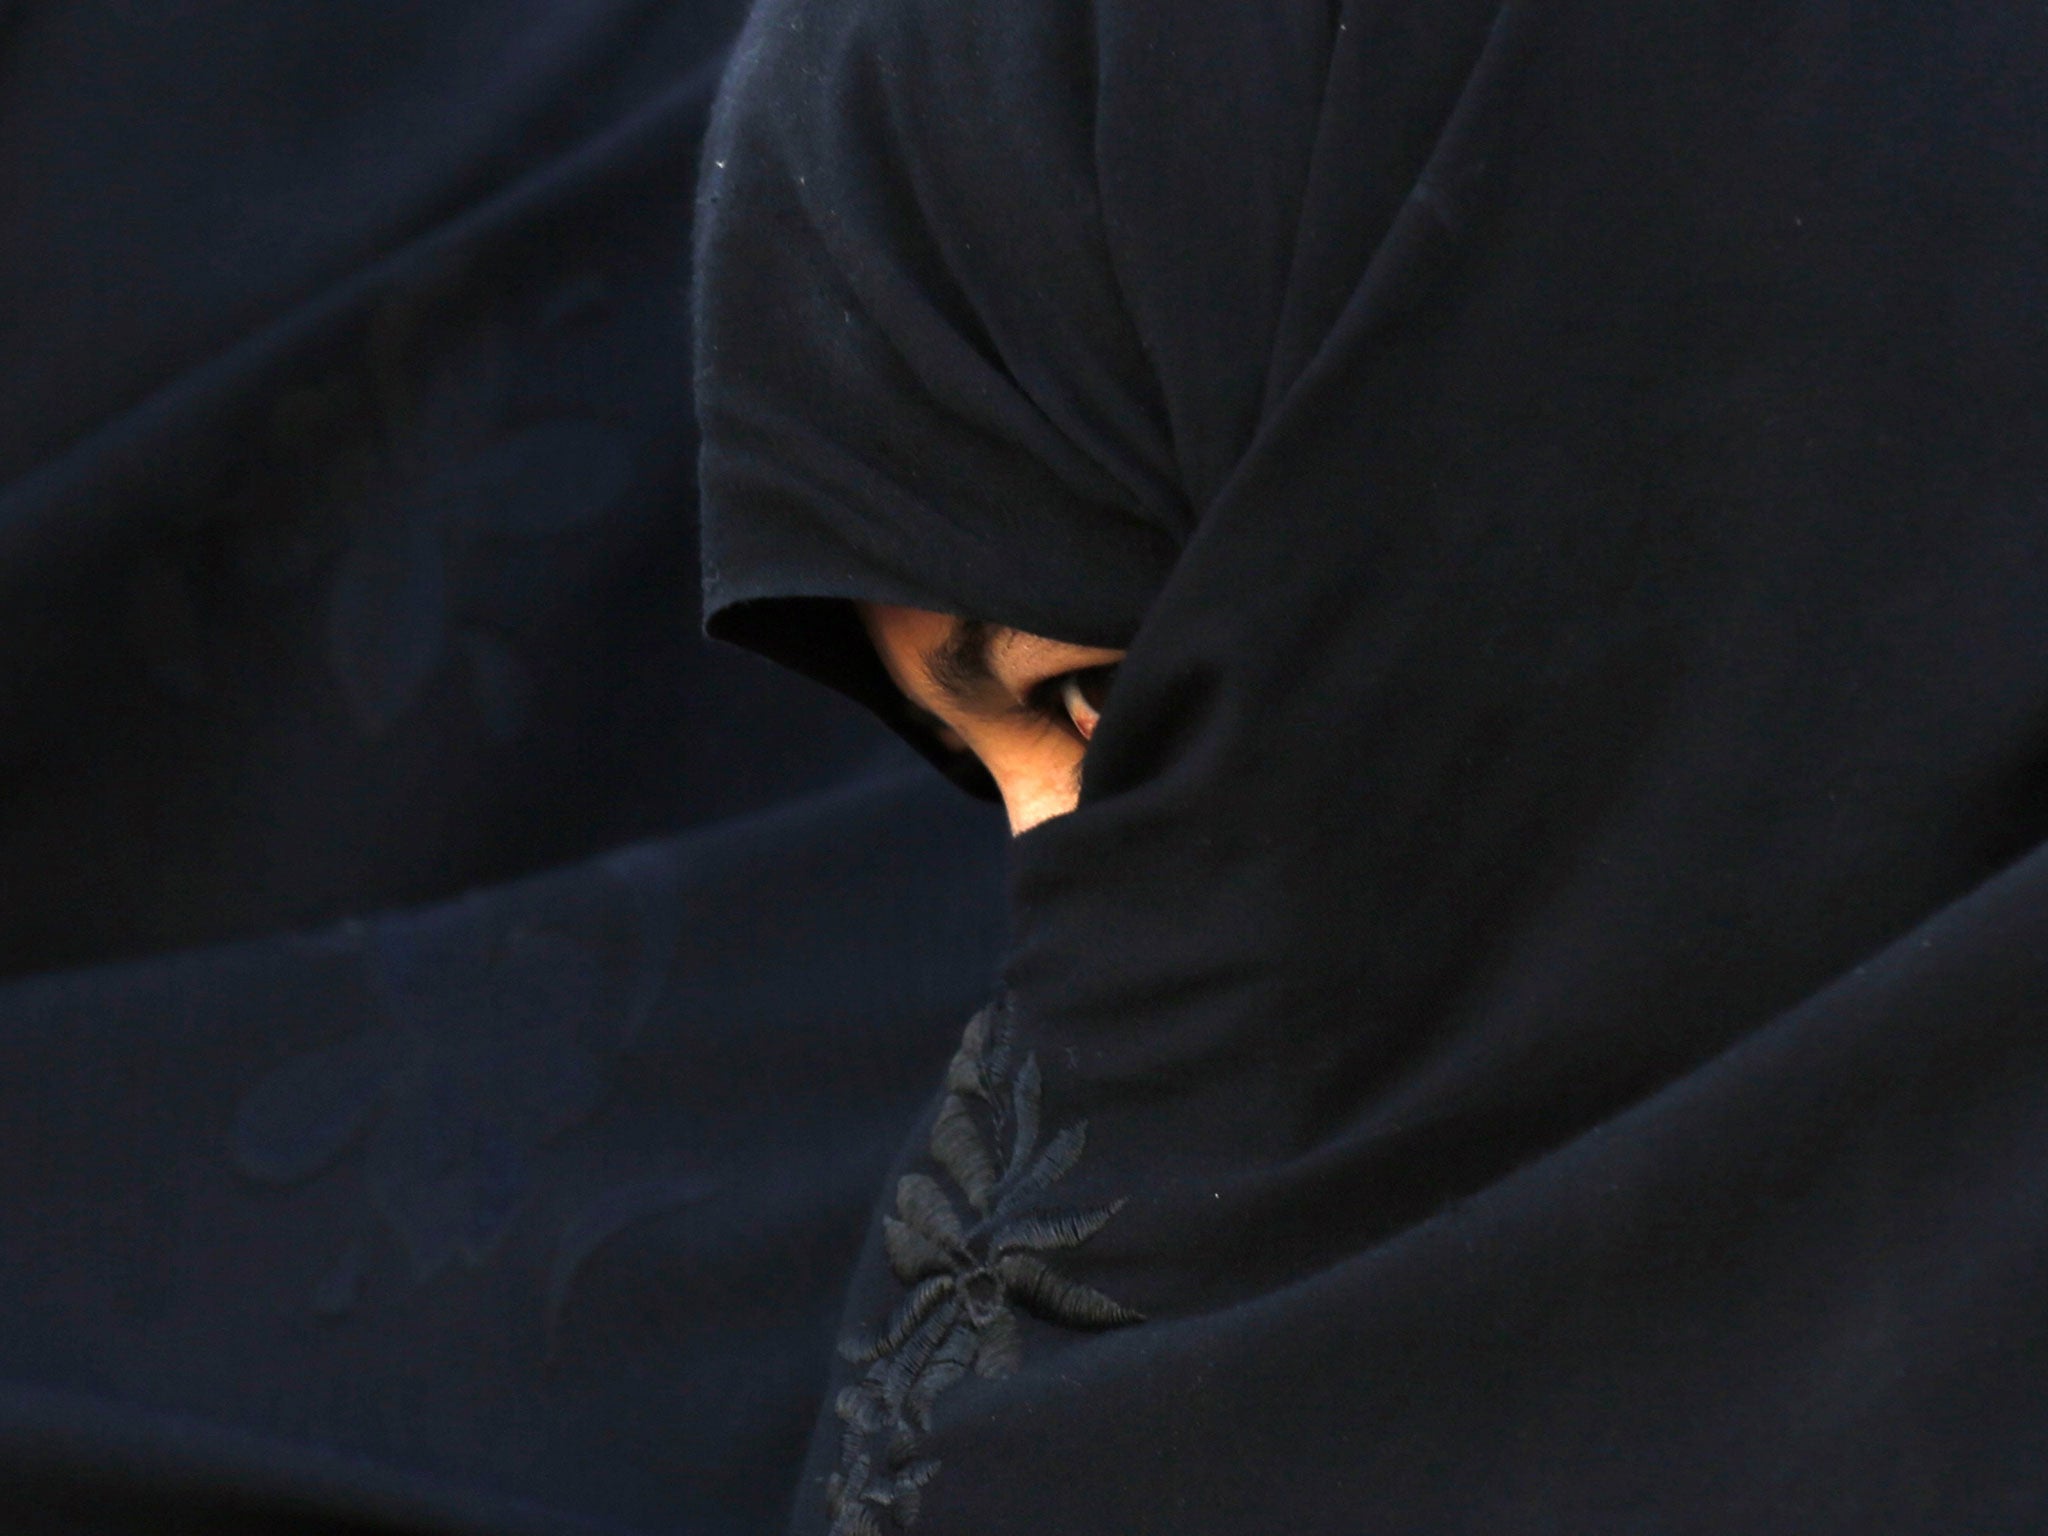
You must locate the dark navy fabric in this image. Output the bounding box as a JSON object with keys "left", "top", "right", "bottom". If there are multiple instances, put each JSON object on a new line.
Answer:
{"left": 695, "top": 0, "right": 2048, "bottom": 1531}
{"left": 1, "top": 776, "right": 1006, "bottom": 1534}
{"left": 0, "top": 0, "right": 917, "bottom": 978}
{"left": 1, "top": 1, "right": 1011, "bottom": 1530}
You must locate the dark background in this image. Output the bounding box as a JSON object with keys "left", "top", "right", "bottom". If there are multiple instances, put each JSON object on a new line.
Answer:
{"left": 0, "top": 0, "right": 914, "bottom": 976}
{"left": 0, "top": 3, "right": 1007, "bottom": 1531}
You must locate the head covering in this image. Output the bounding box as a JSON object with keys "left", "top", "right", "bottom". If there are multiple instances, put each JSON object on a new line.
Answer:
{"left": 697, "top": 0, "right": 2048, "bottom": 1530}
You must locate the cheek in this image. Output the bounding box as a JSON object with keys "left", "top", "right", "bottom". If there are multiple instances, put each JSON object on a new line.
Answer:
{"left": 974, "top": 731, "right": 1088, "bottom": 833}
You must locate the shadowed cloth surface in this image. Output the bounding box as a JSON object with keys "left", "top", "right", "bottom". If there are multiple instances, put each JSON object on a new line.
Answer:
{"left": 696, "top": 0, "right": 2048, "bottom": 1529}
{"left": 0, "top": 2, "right": 1011, "bottom": 1530}
{"left": 0, "top": 0, "right": 921, "bottom": 977}
{"left": 1, "top": 776, "right": 1005, "bottom": 1535}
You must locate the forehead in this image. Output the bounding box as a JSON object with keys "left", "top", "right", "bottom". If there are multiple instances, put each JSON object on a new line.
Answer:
{"left": 858, "top": 605, "right": 1033, "bottom": 724}
{"left": 862, "top": 606, "right": 1019, "bottom": 727}
{"left": 861, "top": 603, "right": 959, "bottom": 656}
{"left": 860, "top": 604, "right": 968, "bottom": 701}
{"left": 858, "top": 602, "right": 1124, "bottom": 722}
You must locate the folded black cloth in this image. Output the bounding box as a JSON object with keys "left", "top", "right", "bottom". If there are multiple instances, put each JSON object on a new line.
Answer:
{"left": 0, "top": 0, "right": 906, "bottom": 977}
{"left": 0, "top": 774, "right": 1006, "bottom": 1533}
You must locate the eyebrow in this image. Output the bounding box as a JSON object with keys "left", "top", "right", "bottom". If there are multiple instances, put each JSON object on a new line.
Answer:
{"left": 921, "top": 618, "right": 1011, "bottom": 718}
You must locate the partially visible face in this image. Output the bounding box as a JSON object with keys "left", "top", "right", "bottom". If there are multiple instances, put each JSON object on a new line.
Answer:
{"left": 859, "top": 603, "right": 1125, "bottom": 834}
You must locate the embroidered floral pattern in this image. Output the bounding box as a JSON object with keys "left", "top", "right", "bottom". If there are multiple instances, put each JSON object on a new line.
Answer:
{"left": 228, "top": 846, "right": 701, "bottom": 1320}
{"left": 828, "top": 999, "right": 1141, "bottom": 1535}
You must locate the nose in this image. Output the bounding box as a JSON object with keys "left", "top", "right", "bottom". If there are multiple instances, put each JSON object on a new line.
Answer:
{"left": 987, "top": 759, "right": 1084, "bottom": 834}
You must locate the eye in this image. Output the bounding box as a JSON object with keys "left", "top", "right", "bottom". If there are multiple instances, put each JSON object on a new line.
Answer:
{"left": 1036, "top": 663, "right": 1118, "bottom": 742}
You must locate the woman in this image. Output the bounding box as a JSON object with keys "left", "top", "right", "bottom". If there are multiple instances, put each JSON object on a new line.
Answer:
{"left": 695, "top": 0, "right": 2048, "bottom": 1530}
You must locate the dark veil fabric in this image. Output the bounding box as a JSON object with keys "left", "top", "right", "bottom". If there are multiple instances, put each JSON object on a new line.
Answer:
{"left": 1, "top": 1, "right": 1015, "bottom": 1531}
{"left": 0, "top": 775, "right": 1005, "bottom": 1535}
{"left": 0, "top": 0, "right": 921, "bottom": 978}
{"left": 697, "top": 0, "right": 2048, "bottom": 1530}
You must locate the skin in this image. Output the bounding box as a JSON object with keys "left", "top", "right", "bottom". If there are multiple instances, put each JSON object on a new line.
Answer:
{"left": 859, "top": 603, "right": 1127, "bottom": 834}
